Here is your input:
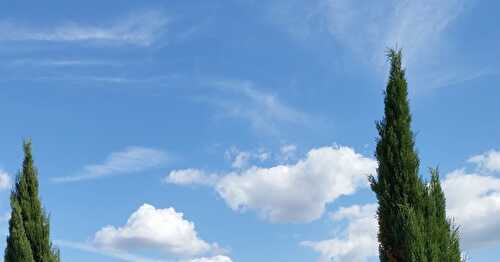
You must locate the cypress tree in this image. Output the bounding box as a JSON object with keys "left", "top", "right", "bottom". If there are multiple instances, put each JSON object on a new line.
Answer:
{"left": 425, "top": 168, "right": 461, "bottom": 261}
{"left": 369, "top": 49, "right": 461, "bottom": 261}
{"left": 369, "top": 49, "right": 425, "bottom": 261}
{"left": 5, "top": 141, "right": 60, "bottom": 262}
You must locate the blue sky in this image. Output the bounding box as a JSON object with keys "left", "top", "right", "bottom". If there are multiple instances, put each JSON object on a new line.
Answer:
{"left": 0, "top": 0, "right": 499, "bottom": 261}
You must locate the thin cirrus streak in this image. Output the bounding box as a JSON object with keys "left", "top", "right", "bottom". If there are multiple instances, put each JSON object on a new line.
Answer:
{"left": 0, "top": 10, "right": 169, "bottom": 46}
{"left": 52, "top": 146, "right": 169, "bottom": 183}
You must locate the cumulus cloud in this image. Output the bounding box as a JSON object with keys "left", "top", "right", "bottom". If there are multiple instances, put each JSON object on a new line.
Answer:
{"left": 442, "top": 169, "right": 500, "bottom": 249}
{"left": 468, "top": 150, "right": 500, "bottom": 173}
{"left": 167, "top": 146, "right": 377, "bottom": 223}
{"left": 53, "top": 146, "right": 169, "bottom": 183}
{"left": 302, "top": 203, "right": 378, "bottom": 262}
{"left": 58, "top": 204, "right": 231, "bottom": 261}
{"left": 303, "top": 148, "right": 500, "bottom": 261}
{"left": 93, "top": 204, "right": 214, "bottom": 257}
{"left": 217, "top": 146, "right": 376, "bottom": 222}
{"left": 0, "top": 10, "right": 169, "bottom": 46}
{"left": 0, "top": 170, "right": 12, "bottom": 190}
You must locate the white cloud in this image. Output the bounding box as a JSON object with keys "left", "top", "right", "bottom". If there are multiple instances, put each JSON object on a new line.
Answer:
{"left": 206, "top": 79, "right": 309, "bottom": 134}
{"left": 58, "top": 205, "right": 231, "bottom": 262}
{"left": 0, "top": 170, "right": 12, "bottom": 190}
{"left": 216, "top": 146, "right": 376, "bottom": 222}
{"left": 442, "top": 169, "right": 500, "bottom": 249}
{"left": 302, "top": 203, "right": 378, "bottom": 262}
{"left": 188, "top": 256, "right": 233, "bottom": 262}
{"left": 0, "top": 10, "right": 168, "bottom": 46}
{"left": 168, "top": 146, "right": 377, "bottom": 223}
{"left": 468, "top": 150, "right": 500, "bottom": 173}
{"left": 165, "top": 169, "right": 218, "bottom": 186}
{"left": 93, "top": 204, "right": 218, "bottom": 258}
{"left": 302, "top": 148, "right": 500, "bottom": 261}
{"left": 441, "top": 149, "right": 500, "bottom": 249}
{"left": 53, "top": 146, "right": 169, "bottom": 183}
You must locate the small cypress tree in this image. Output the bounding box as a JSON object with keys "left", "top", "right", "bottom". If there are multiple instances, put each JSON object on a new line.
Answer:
{"left": 5, "top": 141, "right": 59, "bottom": 262}
{"left": 425, "top": 168, "right": 461, "bottom": 261}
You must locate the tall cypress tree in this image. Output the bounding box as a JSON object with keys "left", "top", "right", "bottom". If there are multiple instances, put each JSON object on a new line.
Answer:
{"left": 369, "top": 49, "right": 461, "bottom": 261}
{"left": 369, "top": 49, "right": 425, "bottom": 261}
{"left": 5, "top": 141, "right": 60, "bottom": 262}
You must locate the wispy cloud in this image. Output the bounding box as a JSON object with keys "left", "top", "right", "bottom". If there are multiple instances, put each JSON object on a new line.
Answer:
{"left": 52, "top": 146, "right": 169, "bottom": 183}
{"left": 326, "top": 0, "right": 465, "bottom": 66}
{"left": 0, "top": 10, "right": 169, "bottom": 46}
{"left": 57, "top": 240, "right": 166, "bottom": 262}
{"left": 28, "top": 74, "right": 177, "bottom": 84}
{"left": 5, "top": 59, "right": 122, "bottom": 67}
{"left": 265, "top": 0, "right": 485, "bottom": 90}
{"left": 268, "top": 0, "right": 465, "bottom": 66}
{"left": 58, "top": 241, "right": 232, "bottom": 262}
{"left": 202, "top": 79, "right": 309, "bottom": 134}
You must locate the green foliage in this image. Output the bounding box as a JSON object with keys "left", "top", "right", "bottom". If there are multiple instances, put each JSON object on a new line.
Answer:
{"left": 5, "top": 141, "right": 60, "bottom": 262}
{"left": 424, "top": 168, "right": 462, "bottom": 262}
{"left": 369, "top": 49, "right": 462, "bottom": 261}
{"left": 5, "top": 197, "right": 35, "bottom": 262}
